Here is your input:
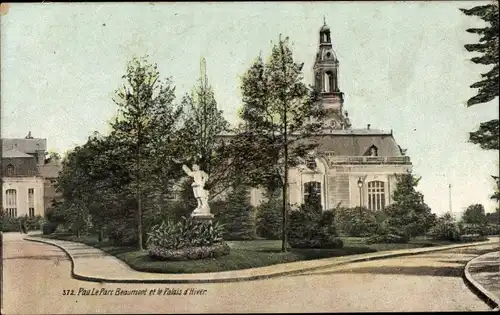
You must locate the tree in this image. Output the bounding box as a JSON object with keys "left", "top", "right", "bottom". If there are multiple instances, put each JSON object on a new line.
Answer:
{"left": 462, "top": 203, "right": 487, "bottom": 235}
{"left": 383, "top": 171, "right": 434, "bottom": 238}
{"left": 461, "top": 3, "right": 499, "bottom": 204}
{"left": 217, "top": 183, "right": 256, "bottom": 240}
{"left": 177, "top": 57, "right": 233, "bottom": 199}
{"left": 111, "top": 56, "right": 181, "bottom": 250}
{"left": 461, "top": 3, "right": 499, "bottom": 107}
{"left": 237, "top": 35, "right": 325, "bottom": 251}
{"left": 255, "top": 189, "right": 283, "bottom": 240}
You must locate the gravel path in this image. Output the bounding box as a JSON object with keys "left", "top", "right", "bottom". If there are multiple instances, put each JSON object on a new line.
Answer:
{"left": 2, "top": 233, "right": 493, "bottom": 313}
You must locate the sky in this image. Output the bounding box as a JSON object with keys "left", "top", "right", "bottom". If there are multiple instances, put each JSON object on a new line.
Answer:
{"left": 1, "top": 2, "right": 498, "bottom": 215}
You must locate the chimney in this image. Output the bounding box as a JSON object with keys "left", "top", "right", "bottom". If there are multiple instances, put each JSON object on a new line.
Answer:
{"left": 367, "top": 124, "right": 371, "bottom": 130}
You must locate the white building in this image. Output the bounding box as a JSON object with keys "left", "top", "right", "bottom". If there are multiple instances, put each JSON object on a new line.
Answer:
{"left": 245, "top": 21, "right": 412, "bottom": 210}
{"left": 2, "top": 133, "right": 61, "bottom": 218}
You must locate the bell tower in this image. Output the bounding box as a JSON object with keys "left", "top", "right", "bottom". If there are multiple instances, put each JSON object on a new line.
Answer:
{"left": 314, "top": 18, "right": 351, "bottom": 131}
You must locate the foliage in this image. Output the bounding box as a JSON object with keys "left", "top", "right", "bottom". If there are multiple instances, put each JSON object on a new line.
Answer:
{"left": 288, "top": 200, "right": 342, "bottom": 249}
{"left": 235, "top": 35, "right": 326, "bottom": 251}
{"left": 42, "top": 222, "right": 59, "bottom": 235}
{"left": 485, "top": 208, "right": 500, "bottom": 224}
{"left": 146, "top": 216, "right": 225, "bottom": 250}
{"left": 215, "top": 184, "right": 257, "bottom": 240}
{"left": 461, "top": 3, "right": 499, "bottom": 107}
{"left": 111, "top": 56, "right": 185, "bottom": 250}
{"left": 335, "top": 207, "right": 378, "bottom": 237}
{"left": 177, "top": 57, "right": 234, "bottom": 199}
{"left": 148, "top": 243, "right": 230, "bottom": 261}
{"left": 462, "top": 204, "right": 487, "bottom": 225}
{"left": 255, "top": 190, "right": 283, "bottom": 240}
{"left": 428, "top": 213, "right": 461, "bottom": 242}
{"left": 461, "top": 3, "right": 499, "bottom": 200}
{"left": 383, "top": 172, "right": 435, "bottom": 238}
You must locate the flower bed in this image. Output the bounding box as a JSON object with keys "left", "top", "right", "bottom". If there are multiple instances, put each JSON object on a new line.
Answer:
{"left": 148, "top": 242, "right": 230, "bottom": 261}
{"left": 146, "top": 216, "right": 230, "bottom": 261}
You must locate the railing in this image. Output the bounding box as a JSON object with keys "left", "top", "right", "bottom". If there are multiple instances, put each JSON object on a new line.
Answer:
{"left": 322, "top": 152, "right": 411, "bottom": 164}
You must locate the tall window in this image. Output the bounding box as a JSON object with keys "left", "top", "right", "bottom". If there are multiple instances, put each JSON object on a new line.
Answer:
{"left": 6, "top": 164, "right": 15, "bottom": 176}
{"left": 304, "top": 181, "right": 321, "bottom": 209}
{"left": 5, "top": 189, "right": 17, "bottom": 217}
{"left": 28, "top": 188, "right": 35, "bottom": 217}
{"left": 368, "top": 181, "right": 385, "bottom": 211}
{"left": 324, "top": 71, "right": 334, "bottom": 92}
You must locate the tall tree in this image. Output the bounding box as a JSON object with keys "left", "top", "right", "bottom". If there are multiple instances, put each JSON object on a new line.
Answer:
{"left": 461, "top": 3, "right": 499, "bottom": 203}
{"left": 111, "top": 56, "right": 180, "bottom": 250}
{"left": 178, "top": 57, "right": 233, "bottom": 199}
{"left": 237, "top": 35, "right": 325, "bottom": 251}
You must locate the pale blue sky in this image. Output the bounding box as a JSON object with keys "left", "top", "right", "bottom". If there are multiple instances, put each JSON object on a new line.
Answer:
{"left": 1, "top": 2, "right": 498, "bottom": 215}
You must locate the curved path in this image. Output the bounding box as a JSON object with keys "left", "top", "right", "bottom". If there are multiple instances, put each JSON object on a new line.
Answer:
{"left": 2, "top": 232, "right": 494, "bottom": 313}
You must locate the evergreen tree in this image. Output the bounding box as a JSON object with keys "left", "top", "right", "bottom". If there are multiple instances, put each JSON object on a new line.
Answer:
{"left": 256, "top": 189, "right": 283, "bottom": 240}
{"left": 461, "top": 3, "right": 499, "bottom": 204}
{"left": 218, "top": 184, "right": 256, "bottom": 240}
{"left": 384, "top": 171, "right": 434, "bottom": 238}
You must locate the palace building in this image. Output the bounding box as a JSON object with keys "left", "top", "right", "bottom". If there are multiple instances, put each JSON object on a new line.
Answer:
{"left": 2, "top": 132, "right": 62, "bottom": 218}
{"left": 245, "top": 21, "right": 412, "bottom": 210}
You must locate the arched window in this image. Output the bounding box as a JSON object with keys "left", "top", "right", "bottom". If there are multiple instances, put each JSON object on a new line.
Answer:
{"left": 324, "top": 71, "right": 334, "bottom": 92}
{"left": 5, "top": 189, "right": 17, "bottom": 217}
{"left": 6, "top": 164, "right": 14, "bottom": 176}
{"left": 315, "top": 72, "right": 321, "bottom": 91}
{"left": 368, "top": 181, "right": 385, "bottom": 211}
{"left": 304, "top": 181, "right": 321, "bottom": 208}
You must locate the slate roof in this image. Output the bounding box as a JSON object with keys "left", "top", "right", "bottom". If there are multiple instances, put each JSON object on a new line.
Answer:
{"left": 218, "top": 129, "right": 404, "bottom": 157}
{"left": 2, "top": 138, "right": 47, "bottom": 153}
{"left": 304, "top": 130, "right": 403, "bottom": 157}
{"left": 38, "top": 161, "right": 62, "bottom": 178}
{"left": 2, "top": 148, "right": 35, "bottom": 158}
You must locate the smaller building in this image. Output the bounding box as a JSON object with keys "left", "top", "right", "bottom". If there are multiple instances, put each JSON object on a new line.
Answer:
{"left": 2, "top": 133, "right": 62, "bottom": 218}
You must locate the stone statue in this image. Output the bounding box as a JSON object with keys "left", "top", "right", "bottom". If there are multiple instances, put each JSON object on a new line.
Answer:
{"left": 182, "top": 164, "right": 211, "bottom": 216}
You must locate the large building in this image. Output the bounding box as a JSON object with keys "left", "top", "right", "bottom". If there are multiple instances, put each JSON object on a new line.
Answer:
{"left": 245, "top": 22, "right": 412, "bottom": 210}
{"left": 2, "top": 132, "right": 62, "bottom": 218}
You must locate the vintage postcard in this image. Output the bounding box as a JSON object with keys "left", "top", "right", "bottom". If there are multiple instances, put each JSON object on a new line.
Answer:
{"left": 1, "top": 1, "right": 499, "bottom": 313}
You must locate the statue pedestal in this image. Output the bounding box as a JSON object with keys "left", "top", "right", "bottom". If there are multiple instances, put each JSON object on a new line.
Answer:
{"left": 191, "top": 212, "right": 214, "bottom": 223}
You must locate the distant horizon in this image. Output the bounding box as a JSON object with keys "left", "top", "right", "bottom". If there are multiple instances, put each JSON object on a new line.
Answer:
{"left": 2, "top": 2, "right": 498, "bottom": 214}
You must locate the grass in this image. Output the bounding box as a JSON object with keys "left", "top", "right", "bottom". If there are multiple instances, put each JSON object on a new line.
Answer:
{"left": 39, "top": 233, "right": 488, "bottom": 274}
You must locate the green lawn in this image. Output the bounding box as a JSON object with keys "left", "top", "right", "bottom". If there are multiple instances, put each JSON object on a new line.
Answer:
{"left": 39, "top": 234, "right": 485, "bottom": 274}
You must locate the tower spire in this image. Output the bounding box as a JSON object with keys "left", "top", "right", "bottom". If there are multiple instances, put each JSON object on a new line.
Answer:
{"left": 323, "top": 16, "right": 326, "bottom": 25}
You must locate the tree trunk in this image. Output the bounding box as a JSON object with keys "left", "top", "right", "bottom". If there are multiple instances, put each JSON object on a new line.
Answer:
{"left": 137, "top": 124, "right": 144, "bottom": 251}
{"left": 280, "top": 36, "right": 289, "bottom": 253}
{"left": 98, "top": 227, "right": 104, "bottom": 242}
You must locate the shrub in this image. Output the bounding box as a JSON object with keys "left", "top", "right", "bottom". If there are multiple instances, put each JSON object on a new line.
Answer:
{"left": 107, "top": 217, "right": 137, "bottom": 246}
{"left": 335, "top": 207, "right": 378, "bottom": 237}
{"left": 146, "top": 216, "right": 228, "bottom": 260}
{"left": 25, "top": 215, "right": 44, "bottom": 231}
{"left": 42, "top": 222, "right": 58, "bottom": 235}
{"left": 428, "top": 214, "right": 461, "bottom": 241}
{"left": 288, "top": 204, "right": 343, "bottom": 249}
{"left": 1, "top": 212, "right": 21, "bottom": 232}
{"left": 215, "top": 185, "right": 257, "bottom": 240}
{"left": 255, "top": 192, "right": 282, "bottom": 240}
